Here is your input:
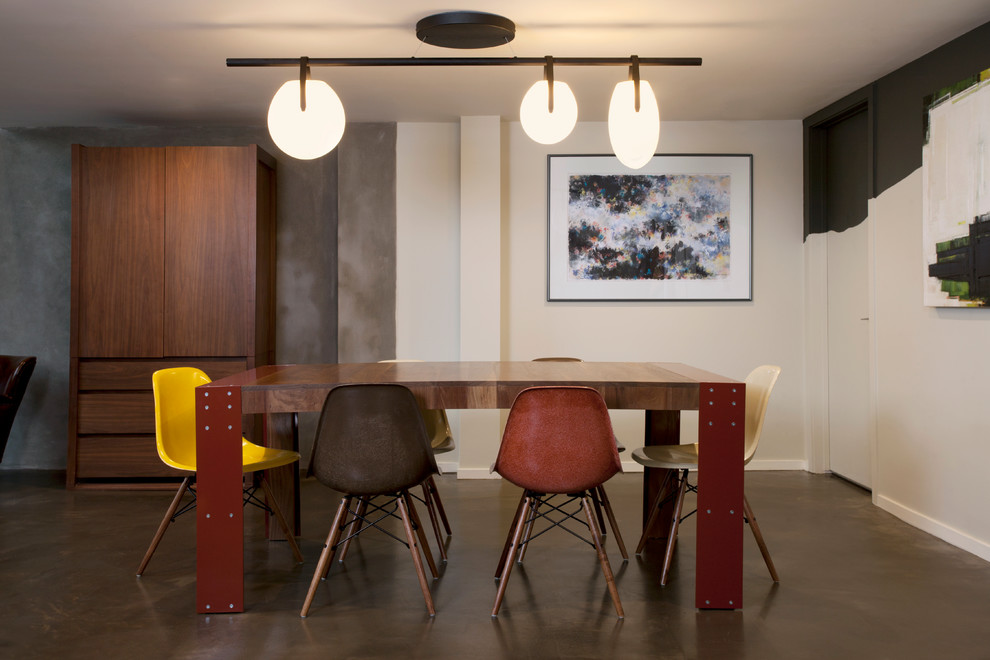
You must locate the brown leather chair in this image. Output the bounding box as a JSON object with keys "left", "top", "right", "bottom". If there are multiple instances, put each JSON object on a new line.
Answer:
{"left": 301, "top": 384, "right": 442, "bottom": 618}
{"left": 0, "top": 355, "right": 36, "bottom": 463}
{"left": 491, "top": 386, "right": 624, "bottom": 618}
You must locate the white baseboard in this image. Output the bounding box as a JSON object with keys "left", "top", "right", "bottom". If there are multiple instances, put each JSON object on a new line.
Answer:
{"left": 876, "top": 494, "right": 990, "bottom": 563}
{"left": 747, "top": 459, "right": 808, "bottom": 471}
{"left": 456, "top": 467, "right": 502, "bottom": 479}
{"left": 437, "top": 461, "right": 460, "bottom": 475}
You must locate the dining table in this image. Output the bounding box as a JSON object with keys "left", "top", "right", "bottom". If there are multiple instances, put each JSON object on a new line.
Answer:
{"left": 194, "top": 361, "right": 746, "bottom": 613}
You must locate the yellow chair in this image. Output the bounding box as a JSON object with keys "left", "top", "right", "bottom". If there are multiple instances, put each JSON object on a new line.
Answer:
{"left": 632, "top": 364, "right": 781, "bottom": 585}
{"left": 136, "top": 367, "right": 303, "bottom": 576}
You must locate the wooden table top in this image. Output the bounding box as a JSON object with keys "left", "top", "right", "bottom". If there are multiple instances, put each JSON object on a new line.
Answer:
{"left": 207, "top": 361, "right": 740, "bottom": 414}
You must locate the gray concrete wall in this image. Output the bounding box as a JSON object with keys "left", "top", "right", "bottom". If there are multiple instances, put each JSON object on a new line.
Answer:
{"left": 0, "top": 126, "right": 341, "bottom": 470}
{"left": 336, "top": 124, "right": 397, "bottom": 362}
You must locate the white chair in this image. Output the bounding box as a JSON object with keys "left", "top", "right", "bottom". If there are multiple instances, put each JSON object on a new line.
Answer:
{"left": 632, "top": 364, "right": 781, "bottom": 585}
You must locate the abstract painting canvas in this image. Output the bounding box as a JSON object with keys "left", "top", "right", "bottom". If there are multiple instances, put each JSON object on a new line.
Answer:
{"left": 923, "top": 69, "right": 990, "bottom": 307}
{"left": 547, "top": 154, "right": 752, "bottom": 301}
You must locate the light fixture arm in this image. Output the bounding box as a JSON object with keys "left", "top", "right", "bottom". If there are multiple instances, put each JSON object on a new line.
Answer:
{"left": 630, "top": 55, "right": 641, "bottom": 113}
{"left": 545, "top": 56, "right": 555, "bottom": 114}
{"left": 299, "top": 56, "right": 310, "bottom": 112}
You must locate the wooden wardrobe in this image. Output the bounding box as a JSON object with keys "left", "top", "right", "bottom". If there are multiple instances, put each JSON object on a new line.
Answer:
{"left": 68, "top": 145, "right": 276, "bottom": 488}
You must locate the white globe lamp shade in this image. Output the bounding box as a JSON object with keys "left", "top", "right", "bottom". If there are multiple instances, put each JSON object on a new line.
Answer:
{"left": 267, "top": 79, "right": 346, "bottom": 160}
{"left": 519, "top": 80, "right": 578, "bottom": 145}
{"left": 607, "top": 79, "right": 660, "bottom": 169}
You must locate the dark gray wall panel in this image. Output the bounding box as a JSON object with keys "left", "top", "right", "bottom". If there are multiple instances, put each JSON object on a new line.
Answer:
{"left": 336, "top": 124, "right": 397, "bottom": 363}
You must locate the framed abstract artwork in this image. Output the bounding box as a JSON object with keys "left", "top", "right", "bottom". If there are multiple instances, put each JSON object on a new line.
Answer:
{"left": 922, "top": 69, "right": 990, "bottom": 307}
{"left": 547, "top": 154, "right": 753, "bottom": 301}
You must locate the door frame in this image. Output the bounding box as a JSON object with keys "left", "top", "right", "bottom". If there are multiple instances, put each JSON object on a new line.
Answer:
{"left": 803, "top": 86, "right": 880, "bottom": 499}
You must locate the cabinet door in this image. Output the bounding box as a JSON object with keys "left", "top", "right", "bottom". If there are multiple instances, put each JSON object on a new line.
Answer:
{"left": 75, "top": 147, "right": 165, "bottom": 357}
{"left": 164, "top": 147, "right": 255, "bottom": 357}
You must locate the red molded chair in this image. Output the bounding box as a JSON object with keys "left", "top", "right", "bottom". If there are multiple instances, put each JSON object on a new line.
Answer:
{"left": 528, "top": 357, "right": 627, "bottom": 559}
{"left": 491, "top": 386, "right": 624, "bottom": 618}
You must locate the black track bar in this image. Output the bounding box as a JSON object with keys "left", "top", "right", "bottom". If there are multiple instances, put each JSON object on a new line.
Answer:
{"left": 227, "top": 57, "right": 702, "bottom": 68}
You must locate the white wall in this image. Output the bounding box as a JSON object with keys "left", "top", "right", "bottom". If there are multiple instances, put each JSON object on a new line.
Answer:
{"left": 872, "top": 170, "right": 990, "bottom": 561}
{"left": 504, "top": 120, "right": 807, "bottom": 469}
{"left": 395, "top": 122, "right": 462, "bottom": 471}
{"left": 397, "top": 119, "right": 808, "bottom": 474}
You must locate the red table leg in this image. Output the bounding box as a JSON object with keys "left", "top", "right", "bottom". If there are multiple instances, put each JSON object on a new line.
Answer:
{"left": 695, "top": 381, "right": 745, "bottom": 609}
{"left": 195, "top": 383, "right": 245, "bottom": 614}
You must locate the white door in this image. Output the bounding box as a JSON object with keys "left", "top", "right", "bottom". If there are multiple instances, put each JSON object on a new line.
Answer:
{"left": 827, "top": 221, "right": 872, "bottom": 489}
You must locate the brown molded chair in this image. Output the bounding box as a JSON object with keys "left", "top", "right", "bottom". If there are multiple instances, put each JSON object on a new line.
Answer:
{"left": 491, "top": 386, "right": 624, "bottom": 618}
{"left": 528, "top": 357, "right": 627, "bottom": 560}
{"left": 0, "top": 355, "right": 36, "bottom": 463}
{"left": 301, "top": 384, "right": 441, "bottom": 618}
{"left": 632, "top": 364, "right": 781, "bottom": 585}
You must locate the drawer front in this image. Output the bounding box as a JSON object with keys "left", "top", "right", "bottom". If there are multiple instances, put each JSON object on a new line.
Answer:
{"left": 75, "top": 436, "right": 186, "bottom": 478}
{"left": 77, "top": 392, "right": 155, "bottom": 434}
{"left": 78, "top": 358, "right": 249, "bottom": 390}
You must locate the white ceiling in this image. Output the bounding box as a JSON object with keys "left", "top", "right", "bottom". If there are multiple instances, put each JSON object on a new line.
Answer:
{"left": 2, "top": 0, "right": 989, "bottom": 128}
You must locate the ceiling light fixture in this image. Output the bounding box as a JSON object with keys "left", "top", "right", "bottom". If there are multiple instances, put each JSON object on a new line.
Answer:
{"left": 519, "top": 56, "right": 578, "bottom": 145}
{"left": 266, "top": 57, "right": 346, "bottom": 160}
{"left": 608, "top": 56, "right": 661, "bottom": 169}
{"left": 228, "top": 12, "right": 701, "bottom": 166}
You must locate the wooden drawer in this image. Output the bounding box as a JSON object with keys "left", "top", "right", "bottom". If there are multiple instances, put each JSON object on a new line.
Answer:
{"left": 75, "top": 436, "right": 187, "bottom": 478}
{"left": 77, "top": 391, "right": 155, "bottom": 434}
{"left": 78, "top": 358, "right": 249, "bottom": 390}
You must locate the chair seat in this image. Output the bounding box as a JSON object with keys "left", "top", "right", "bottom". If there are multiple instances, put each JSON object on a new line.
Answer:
{"left": 241, "top": 441, "right": 302, "bottom": 473}
{"left": 431, "top": 437, "right": 456, "bottom": 455}
{"left": 632, "top": 443, "right": 700, "bottom": 470}
{"left": 160, "top": 438, "right": 300, "bottom": 473}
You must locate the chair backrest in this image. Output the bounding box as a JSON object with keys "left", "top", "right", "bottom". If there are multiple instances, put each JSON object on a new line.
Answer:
{"left": 311, "top": 384, "right": 438, "bottom": 496}
{"left": 493, "top": 386, "right": 621, "bottom": 494}
{"left": 0, "top": 355, "right": 37, "bottom": 461}
{"left": 378, "top": 359, "right": 453, "bottom": 449}
{"left": 152, "top": 367, "right": 212, "bottom": 471}
{"left": 743, "top": 365, "right": 782, "bottom": 464}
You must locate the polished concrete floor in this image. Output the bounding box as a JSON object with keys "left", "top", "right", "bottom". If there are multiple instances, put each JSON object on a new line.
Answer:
{"left": 2, "top": 469, "right": 990, "bottom": 659}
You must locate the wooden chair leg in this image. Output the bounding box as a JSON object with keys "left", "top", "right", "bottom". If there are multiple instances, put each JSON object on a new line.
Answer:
{"left": 596, "top": 485, "right": 628, "bottom": 560}
{"left": 259, "top": 474, "right": 304, "bottom": 564}
{"left": 403, "top": 492, "right": 439, "bottom": 579}
{"left": 421, "top": 482, "right": 448, "bottom": 563}
{"left": 336, "top": 496, "right": 368, "bottom": 564}
{"left": 635, "top": 469, "right": 675, "bottom": 555}
{"left": 301, "top": 497, "right": 350, "bottom": 617}
{"left": 743, "top": 493, "right": 779, "bottom": 582}
{"left": 516, "top": 497, "right": 542, "bottom": 565}
{"left": 426, "top": 475, "right": 452, "bottom": 536}
{"left": 591, "top": 490, "right": 608, "bottom": 537}
{"left": 495, "top": 494, "right": 526, "bottom": 578}
{"left": 660, "top": 469, "right": 689, "bottom": 586}
{"left": 136, "top": 476, "right": 192, "bottom": 576}
{"left": 397, "top": 493, "right": 436, "bottom": 616}
{"left": 581, "top": 495, "right": 624, "bottom": 618}
{"left": 492, "top": 496, "right": 531, "bottom": 617}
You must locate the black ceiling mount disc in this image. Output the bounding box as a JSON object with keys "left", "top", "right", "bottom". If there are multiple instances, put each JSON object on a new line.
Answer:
{"left": 415, "top": 12, "right": 516, "bottom": 49}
